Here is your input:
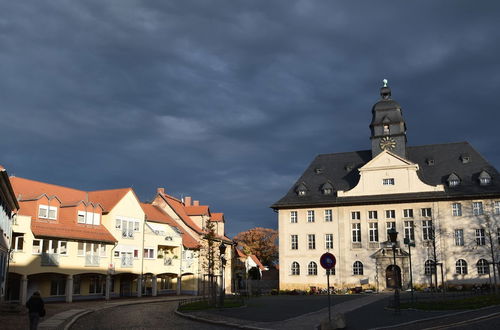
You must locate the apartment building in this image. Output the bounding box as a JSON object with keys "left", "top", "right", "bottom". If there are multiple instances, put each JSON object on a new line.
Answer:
{"left": 272, "top": 82, "right": 500, "bottom": 291}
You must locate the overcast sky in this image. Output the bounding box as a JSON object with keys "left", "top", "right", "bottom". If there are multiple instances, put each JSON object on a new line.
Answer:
{"left": 1, "top": 1, "right": 500, "bottom": 237}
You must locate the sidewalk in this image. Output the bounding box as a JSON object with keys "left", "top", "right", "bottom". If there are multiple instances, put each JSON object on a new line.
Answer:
{"left": 0, "top": 295, "right": 193, "bottom": 330}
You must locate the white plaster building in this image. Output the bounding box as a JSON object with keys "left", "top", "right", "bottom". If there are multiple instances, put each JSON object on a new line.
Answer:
{"left": 272, "top": 82, "right": 500, "bottom": 292}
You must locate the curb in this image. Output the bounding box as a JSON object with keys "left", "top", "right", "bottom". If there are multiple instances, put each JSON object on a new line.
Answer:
{"left": 174, "top": 310, "right": 272, "bottom": 330}
{"left": 62, "top": 297, "right": 191, "bottom": 330}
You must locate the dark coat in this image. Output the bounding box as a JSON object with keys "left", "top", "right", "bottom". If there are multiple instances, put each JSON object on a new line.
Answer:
{"left": 26, "top": 296, "right": 45, "bottom": 314}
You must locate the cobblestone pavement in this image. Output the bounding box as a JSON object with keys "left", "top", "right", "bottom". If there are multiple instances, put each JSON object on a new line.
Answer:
{"left": 71, "top": 301, "right": 228, "bottom": 330}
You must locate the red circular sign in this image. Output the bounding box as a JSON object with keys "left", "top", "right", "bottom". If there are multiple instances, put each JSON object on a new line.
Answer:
{"left": 320, "top": 252, "right": 336, "bottom": 269}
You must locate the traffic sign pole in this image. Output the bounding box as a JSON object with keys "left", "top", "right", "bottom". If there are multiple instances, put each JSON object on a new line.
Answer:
{"left": 320, "top": 252, "right": 336, "bottom": 324}
{"left": 327, "top": 271, "right": 331, "bottom": 322}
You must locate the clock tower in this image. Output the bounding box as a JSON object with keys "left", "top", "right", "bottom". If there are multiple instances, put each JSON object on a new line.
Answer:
{"left": 370, "top": 80, "right": 407, "bottom": 159}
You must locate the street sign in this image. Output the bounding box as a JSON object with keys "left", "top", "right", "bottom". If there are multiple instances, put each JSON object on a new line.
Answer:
{"left": 320, "top": 252, "right": 336, "bottom": 270}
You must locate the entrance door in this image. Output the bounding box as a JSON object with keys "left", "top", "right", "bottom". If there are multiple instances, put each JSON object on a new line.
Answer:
{"left": 385, "top": 265, "right": 401, "bottom": 289}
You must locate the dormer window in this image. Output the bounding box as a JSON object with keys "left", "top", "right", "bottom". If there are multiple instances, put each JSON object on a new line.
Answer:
{"left": 460, "top": 154, "right": 471, "bottom": 164}
{"left": 39, "top": 205, "right": 57, "bottom": 220}
{"left": 314, "top": 167, "right": 324, "bottom": 174}
{"left": 345, "top": 164, "right": 354, "bottom": 172}
{"left": 426, "top": 159, "right": 435, "bottom": 166}
{"left": 447, "top": 173, "right": 461, "bottom": 187}
{"left": 383, "top": 124, "right": 390, "bottom": 135}
{"left": 296, "top": 182, "right": 308, "bottom": 196}
{"left": 478, "top": 171, "right": 492, "bottom": 186}
{"left": 321, "top": 182, "right": 334, "bottom": 195}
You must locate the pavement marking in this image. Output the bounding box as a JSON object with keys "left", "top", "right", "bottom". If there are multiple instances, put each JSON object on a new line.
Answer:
{"left": 421, "top": 311, "right": 500, "bottom": 330}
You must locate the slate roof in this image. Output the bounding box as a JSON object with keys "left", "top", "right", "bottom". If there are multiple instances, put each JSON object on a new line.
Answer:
{"left": 272, "top": 142, "right": 500, "bottom": 208}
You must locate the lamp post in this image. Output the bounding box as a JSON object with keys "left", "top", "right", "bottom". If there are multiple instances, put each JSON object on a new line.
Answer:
{"left": 219, "top": 242, "right": 227, "bottom": 308}
{"left": 404, "top": 237, "right": 415, "bottom": 305}
{"left": 388, "top": 228, "right": 400, "bottom": 314}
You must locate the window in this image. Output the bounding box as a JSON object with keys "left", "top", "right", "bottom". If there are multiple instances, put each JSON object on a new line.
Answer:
{"left": 404, "top": 221, "right": 415, "bottom": 241}
{"left": 325, "top": 234, "right": 333, "bottom": 249}
{"left": 403, "top": 209, "right": 413, "bottom": 218}
{"left": 118, "top": 218, "right": 140, "bottom": 238}
{"left": 308, "top": 261, "right": 318, "bottom": 275}
{"left": 369, "top": 223, "right": 379, "bottom": 242}
{"left": 144, "top": 248, "right": 155, "bottom": 259}
{"left": 291, "top": 235, "right": 298, "bottom": 250}
{"left": 326, "top": 268, "right": 335, "bottom": 275}
{"left": 133, "top": 249, "right": 139, "bottom": 258}
{"left": 385, "top": 210, "right": 395, "bottom": 219}
{"left": 498, "top": 228, "right": 500, "bottom": 245}
{"left": 134, "top": 221, "right": 140, "bottom": 232}
{"left": 424, "top": 260, "right": 436, "bottom": 275}
{"left": 308, "top": 234, "right": 316, "bottom": 249}
{"left": 11, "top": 232, "right": 24, "bottom": 251}
{"left": 291, "top": 262, "right": 300, "bottom": 275}
{"left": 421, "top": 208, "right": 432, "bottom": 217}
{"left": 59, "top": 241, "right": 68, "bottom": 255}
{"left": 298, "top": 190, "right": 306, "bottom": 196}
{"left": 324, "top": 209, "right": 332, "bottom": 222}
{"left": 449, "top": 178, "right": 460, "bottom": 187}
{"left": 290, "top": 211, "right": 298, "bottom": 223}
{"left": 115, "top": 218, "right": 121, "bottom": 229}
{"left": 32, "top": 239, "right": 42, "bottom": 254}
{"left": 368, "top": 211, "right": 378, "bottom": 220}
{"left": 77, "top": 242, "right": 105, "bottom": 257}
{"left": 38, "top": 205, "right": 57, "bottom": 220}
{"left": 452, "top": 203, "right": 462, "bottom": 216}
{"left": 352, "top": 223, "right": 361, "bottom": 242}
{"left": 477, "top": 259, "right": 489, "bottom": 275}
{"left": 351, "top": 211, "right": 361, "bottom": 220}
{"left": 386, "top": 222, "right": 396, "bottom": 240}
{"left": 114, "top": 251, "right": 120, "bottom": 258}
{"left": 422, "top": 220, "right": 433, "bottom": 240}
{"left": 78, "top": 211, "right": 86, "bottom": 224}
{"left": 307, "top": 210, "right": 315, "bottom": 223}
{"left": 480, "top": 177, "right": 491, "bottom": 185}
{"left": 50, "top": 278, "right": 66, "bottom": 296}
{"left": 472, "top": 202, "right": 483, "bottom": 216}
{"left": 494, "top": 201, "right": 500, "bottom": 215}
{"left": 383, "top": 124, "right": 390, "bottom": 134}
{"left": 383, "top": 178, "right": 395, "bottom": 186}
{"left": 353, "top": 261, "right": 363, "bottom": 275}
{"left": 475, "top": 229, "right": 486, "bottom": 246}
{"left": 89, "top": 276, "right": 103, "bottom": 294}
{"left": 77, "top": 242, "right": 84, "bottom": 256}
{"left": 456, "top": 259, "right": 468, "bottom": 275}
{"left": 454, "top": 229, "right": 464, "bottom": 246}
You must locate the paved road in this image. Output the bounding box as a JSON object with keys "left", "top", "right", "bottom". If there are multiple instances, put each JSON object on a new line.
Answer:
{"left": 71, "top": 301, "right": 228, "bottom": 330}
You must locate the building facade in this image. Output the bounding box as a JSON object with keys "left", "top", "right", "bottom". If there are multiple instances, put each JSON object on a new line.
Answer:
{"left": 272, "top": 83, "right": 500, "bottom": 291}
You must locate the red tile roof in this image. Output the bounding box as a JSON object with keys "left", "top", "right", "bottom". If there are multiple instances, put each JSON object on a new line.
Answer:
{"left": 31, "top": 221, "right": 117, "bottom": 244}
{"left": 141, "top": 203, "right": 200, "bottom": 249}
{"left": 11, "top": 177, "right": 87, "bottom": 202}
{"left": 250, "top": 254, "right": 266, "bottom": 270}
{"left": 88, "top": 188, "right": 131, "bottom": 213}
{"left": 184, "top": 205, "right": 210, "bottom": 216}
{"left": 160, "top": 193, "right": 204, "bottom": 235}
{"left": 210, "top": 212, "right": 224, "bottom": 222}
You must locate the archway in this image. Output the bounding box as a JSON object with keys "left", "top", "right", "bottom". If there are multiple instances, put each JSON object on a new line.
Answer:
{"left": 385, "top": 265, "right": 401, "bottom": 289}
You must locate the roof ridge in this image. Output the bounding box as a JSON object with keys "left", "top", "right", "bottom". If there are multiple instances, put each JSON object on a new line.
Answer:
{"left": 11, "top": 176, "right": 86, "bottom": 193}
{"left": 88, "top": 187, "right": 131, "bottom": 193}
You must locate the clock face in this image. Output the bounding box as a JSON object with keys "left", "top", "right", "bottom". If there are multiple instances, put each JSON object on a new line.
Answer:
{"left": 380, "top": 137, "right": 396, "bottom": 151}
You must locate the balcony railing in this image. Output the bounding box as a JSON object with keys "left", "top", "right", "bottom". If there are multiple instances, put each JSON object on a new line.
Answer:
{"left": 164, "top": 258, "right": 173, "bottom": 266}
{"left": 41, "top": 253, "right": 59, "bottom": 266}
{"left": 85, "top": 255, "right": 100, "bottom": 267}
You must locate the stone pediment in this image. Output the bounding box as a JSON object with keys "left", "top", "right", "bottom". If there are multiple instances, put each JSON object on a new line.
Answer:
{"left": 338, "top": 150, "right": 444, "bottom": 197}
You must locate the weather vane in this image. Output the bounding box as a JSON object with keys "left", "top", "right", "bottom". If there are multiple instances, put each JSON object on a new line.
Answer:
{"left": 383, "top": 79, "right": 388, "bottom": 87}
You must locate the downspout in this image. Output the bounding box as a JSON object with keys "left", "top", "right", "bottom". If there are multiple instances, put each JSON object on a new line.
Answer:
{"left": 141, "top": 215, "right": 146, "bottom": 295}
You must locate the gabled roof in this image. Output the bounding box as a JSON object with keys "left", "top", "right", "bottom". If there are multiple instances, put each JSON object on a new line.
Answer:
{"left": 211, "top": 212, "right": 224, "bottom": 222}
{"left": 185, "top": 205, "right": 210, "bottom": 216}
{"left": 88, "top": 188, "right": 132, "bottom": 213}
{"left": 10, "top": 177, "right": 87, "bottom": 202}
{"left": 159, "top": 193, "right": 204, "bottom": 234}
{"left": 31, "top": 221, "right": 117, "bottom": 244}
{"left": 141, "top": 202, "right": 200, "bottom": 249}
{"left": 272, "top": 142, "right": 500, "bottom": 208}
{"left": 250, "top": 254, "right": 266, "bottom": 271}
{"left": 0, "top": 165, "right": 19, "bottom": 211}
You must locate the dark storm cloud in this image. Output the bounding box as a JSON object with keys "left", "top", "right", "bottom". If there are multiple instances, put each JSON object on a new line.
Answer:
{"left": 2, "top": 1, "right": 500, "bottom": 236}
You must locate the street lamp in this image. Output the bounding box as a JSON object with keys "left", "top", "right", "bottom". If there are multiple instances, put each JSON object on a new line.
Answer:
{"left": 219, "top": 242, "right": 227, "bottom": 308}
{"left": 388, "top": 228, "right": 400, "bottom": 314}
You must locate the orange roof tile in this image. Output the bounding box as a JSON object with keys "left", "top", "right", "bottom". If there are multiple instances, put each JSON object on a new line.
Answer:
{"left": 31, "top": 221, "right": 116, "bottom": 244}
{"left": 211, "top": 212, "right": 224, "bottom": 222}
{"left": 10, "top": 177, "right": 87, "bottom": 202}
{"left": 236, "top": 248, "right": 246, "bottom": 258}
{"left": 185, "top": 205, "right": 210, "bottom": 216}
{"left": 141, "top": 203, "right": 200, "bottom": 249}
{"left": 88, "top": 188, "right": 131, "bottom": 213}
{"left": 161, "top": 193, "right": 204, "bottom": 234}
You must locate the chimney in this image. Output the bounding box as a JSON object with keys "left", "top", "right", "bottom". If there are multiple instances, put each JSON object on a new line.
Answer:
{"left": 193, "top": 200, "right": 199, "bottom": 206}
{"left": 184, "top": 196, "right": 192, "bottom": 206}
{"left": 157, "top": 188, "right": 165, "bottom": 195}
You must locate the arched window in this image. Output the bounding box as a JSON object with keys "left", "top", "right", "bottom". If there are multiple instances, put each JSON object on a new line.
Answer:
{"left": 479, "top": 171, "right": 492, "bottom": 186}
{"left": 456, "top": 259, "right": 468, "bottom": 275}
{"left": 308, "top": 261, "right": 318, "bottom": 275}
{"left": 424, "top": 260, "right": 436, "bottom": 275}
{"left": 291, "top": 262, "right": 300, "bottom": 275}
{"left": 477, "top": 259, "right": 489, "bottom": 275}
{"left": 353, "top": 261, "right": 363, "bottom": 275}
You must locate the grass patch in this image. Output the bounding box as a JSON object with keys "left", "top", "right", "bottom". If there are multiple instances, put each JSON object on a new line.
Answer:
{"left": 178, "top": 298, "right": 244, "bottom": 312}
{"left": 401, "top": 295, "right": 500, "bottom": 310}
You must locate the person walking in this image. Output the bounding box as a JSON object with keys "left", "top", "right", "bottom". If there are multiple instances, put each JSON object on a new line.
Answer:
{"left": 26, "top": 291, "right": 45, "bottom": 330}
